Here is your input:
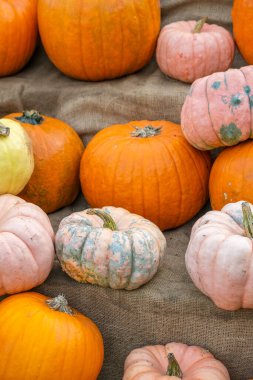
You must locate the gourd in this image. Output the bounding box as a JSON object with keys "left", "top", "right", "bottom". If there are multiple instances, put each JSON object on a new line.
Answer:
{"left": 56, "top": 206, "right": 166, "bottom": 290}
{"left": 156, "top": 18, "right": 234, "bottom": 83}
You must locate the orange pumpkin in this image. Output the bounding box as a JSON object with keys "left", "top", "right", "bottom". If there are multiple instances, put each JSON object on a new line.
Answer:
{"left": 38, "top": 0, "right": 161, "bottom": 81}
{"left": 7, "top": 111, "right": 84, "bottom": 214}
{"left": 80, "top": 121, "right": 211, "bottom": 231}
{"left": 0, "top": 292, "right": 104, "bottom": 380}
{"left": 0, "top": 0, "right": 37, "bottom": 76}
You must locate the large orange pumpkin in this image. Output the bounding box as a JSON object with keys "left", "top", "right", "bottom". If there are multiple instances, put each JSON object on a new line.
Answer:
{"left": 38, "top": 0, "right": 161, "bottom": 81}
{"left": 80, "top": 121, "right": 211, "bottom": 231}
{"left": 0, "top": 0, "right": 37, "bottom": 77}
{"left": 7, "top": 111, "right": 84, "bottom": 214}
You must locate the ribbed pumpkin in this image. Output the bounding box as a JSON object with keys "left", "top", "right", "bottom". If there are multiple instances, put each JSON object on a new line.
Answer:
{"left": 0, "top": 292, "right": 104, "bottom": 380}
{"left": 181, "top": 65, "right": 253, "bottom": 150}
{"left": 0, "top": 0, "right": 37, "bottom": 76}
{"left": 38, "top": 0, "right": 161, "bottom": 81}
{"left": 0, "top": 118, "right": 34, "bottom": 195}
{"left": 232, "top": 0, "right": 253, "bottom": 64}
{"left": 80, "top": 121, "right": 211, "bottom": 231}
{"left": 56, "top": 206, "right": 166, "bottom": 290}
{"left": 6, "top": 111, "right": 84, "bottom": 214}
{"left": 123, "top": 342, "right": 230, "bottom": 379}
{"left": 209, "top": 140, "right": 253, "bottom": 210}
{"left": 156, "top": 18, "right": 234, "bottom": 83}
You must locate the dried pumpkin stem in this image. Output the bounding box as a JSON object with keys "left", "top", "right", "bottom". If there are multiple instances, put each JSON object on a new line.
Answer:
{"left": 242, "top": 202, "right": 253, "bottom": 239}
{"left": 131, "top": 126, "right": 162, "bottom": 138}
{"left": 46, "top": 294, "right": 74, "bottom": 315}
{"left": 15, "top": 110, "right": 44, "bottom": 125}
{"left": 166, "top": 353, "right": 183, "bottom": 378}
{"left": 192, "top": 17, "right": 207, "bottom": 33}
{"left": 0, "top": 122, "right": 10, "bottom": 137}
{"left": 87, "top": 209, "right": 117, "bottom": 231}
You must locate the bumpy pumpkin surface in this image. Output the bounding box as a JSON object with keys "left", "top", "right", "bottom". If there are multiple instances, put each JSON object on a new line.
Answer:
{"left": 6, "top": 111, "right": 84, "bottom": 214}
{"left": 0, "top": 195, "right": 54, "bottom": 295}
{"left": 0, "top": 118, "right": 34, "bottom": 195}
{"left": 0, "top": 0, "right": 37, "bottom": 76}
{"left": 80, "top": 121, "right": 211, "bottom": 231}
{"left": 123, "top": 342, "right": 230, "bottom": 379}
{"left": 38, "top": 0, "right": 160, "bottom": 81}
{"left": 186, "top": 201, "right": 253, "bottom": 311}
{"left": 0, "top": 292, "right": 104, "bottom": 380}
{"left": 181, "top": 65, "right": 253, "bottom": 150}
{"left": 56, "top": 207, "right": 166, "bottom": 290}
{"left": 156, "top": 18, "right": 234, "bottom": 83}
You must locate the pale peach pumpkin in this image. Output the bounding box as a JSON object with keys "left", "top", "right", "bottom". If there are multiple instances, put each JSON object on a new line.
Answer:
{"left": 156, "top": 18, "right": 234, "bottom": 83}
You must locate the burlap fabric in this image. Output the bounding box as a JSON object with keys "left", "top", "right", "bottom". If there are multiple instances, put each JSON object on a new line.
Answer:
{"left": 1, "top": 1, "right": 252, "bottom": 379}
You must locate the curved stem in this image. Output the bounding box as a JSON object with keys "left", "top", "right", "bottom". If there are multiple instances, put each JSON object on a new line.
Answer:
{"left": 86, "top": 209, "right": 117, "bottom": 231}
{"left": 15, "top": 110, "right": 44, "bottom": 125}
{"left": 131, "top": 126, "right": 162, "bottom": 138}
{"left": 166, "top": 353, "right": 183, "bottom": 378}
{"left": 46, "top": 295, "right": 74, "bottom": 315}
{"left": 192, "top": 17, "right": 207, "bottom": 33}
{"left": 0, "top": 122, "right": 10, "bottom": 137}
{"left": 242, "top": 202, "right": 253, "bottom": 238}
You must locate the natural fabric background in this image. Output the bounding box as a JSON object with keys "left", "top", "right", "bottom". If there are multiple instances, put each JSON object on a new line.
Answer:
{"left": 1, "top": 0, "right": 252, "bottom": 379}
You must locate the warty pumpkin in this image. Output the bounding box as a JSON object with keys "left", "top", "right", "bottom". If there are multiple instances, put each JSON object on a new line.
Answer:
{"left": 156, "top": 18, "right": 234, "bottom": 83}
{"left": 7, "top": 110, "right": 84, "bottom": 214}
{"left": 80, "top": 121, "right": 211, "bottom": 231}
{"left": 0, "top": 118, "right": 34, "bottom": 195}
{"left": 38, "top": 0, "right": 161, "bottom": 81}
{"left": 0, "top": 194, "right": 54, "bottom": 295}
{"left": 0, "top": 292, "right": 104, "bottom": 380}
{"left": 181, "top": 65, "right": 253, "bottom": 150}
{"left": 186, "top": 201, "right": 253, "bottom": 311}
{"left": 56, "top": 206, "right": 166, "bottom": 290}
{"left": 123, "top": 342, "right": 230, "bottom": 379}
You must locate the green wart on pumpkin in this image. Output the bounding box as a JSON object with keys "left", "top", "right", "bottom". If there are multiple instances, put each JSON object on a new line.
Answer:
{"left": 219, "top": 122, "right": 242, "bottom": 144}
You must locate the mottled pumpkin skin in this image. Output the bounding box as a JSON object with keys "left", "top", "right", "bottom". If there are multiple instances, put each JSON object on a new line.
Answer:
{"left": 232, "top": 0, "right": 253, "bottom": 64}
{"left": 6, "top": 112, "right": 84, "bottom": 214}
{"left": 0, "top": 0, "right": 37, "bottom": 76}
{"left": 123, "top": 342, "right": 230, "bottom": 379}
{"left": 156, "top": 20, "right": 234, "bottom": 83}
{"left": 56, "top": 206, "right": 166, "bottom": 290}
{"left": 0, "top": 292, "right": 104, "bottom": 380}
{"left": 38, "top": 0, "right": 160, "bottom": 81}
{"left": 80, "top": 121, "right": 211, "bottom": 231}
{"left": 181, "top": 66, "right": 253, "bottom": 150}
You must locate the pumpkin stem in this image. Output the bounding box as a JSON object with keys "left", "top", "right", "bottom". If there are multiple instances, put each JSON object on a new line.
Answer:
{"left": 0, "top": 122, "right": 10, "bottom": 137}
{"left": 242, "top": 202, "right": 253, "bottom": 239}
{"left": 15, "top": 110, "right": 44, "bottom": 125}
{"left": 192, "top": 17, "right": 208, "bottom": 33}
{"left": 166, "top": 353, "right": 183, "bottom": 378}
{"left": 131, "top": 126, "right": 162, "bottom": 138}
{"left": 46, "top": 294, "right": 74, "bottom": 315}
{"left": 86, "top": 209, "right": 117, "bottom": 231}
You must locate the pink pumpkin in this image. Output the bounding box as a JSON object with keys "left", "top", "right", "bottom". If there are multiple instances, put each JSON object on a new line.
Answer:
{"left": 181, "top": 65, "right": 253, "bottom": 150}
{"left": 0, "top": 194, "right": 55, "bottom": 295}
{"left": 156, "top": 18, "right": 234, "bottom": 83}
{"left": 123, "top": 342, "right": 230, "bottom": 379}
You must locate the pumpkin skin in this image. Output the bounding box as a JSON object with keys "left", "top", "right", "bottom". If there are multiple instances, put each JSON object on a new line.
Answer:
{"left": 0, "top": 0, "right": 37, "bottom": 77}
{"left": 123, "top": 342, "right": 230, "bottom": 380}
{"left": 80, "top": 121, "right": 211, "bottom": 231}
{"left": 6, "top": 111, "right": 84, "bottom": 214}
{"left": 185, "top": 201, "right": 253, "bottom": 311}
{"left": 0, "top": 292, "right": 104, "bottom": 380}
{"left": 156, "top": 19, "right": 234, "bottom": 83}
{"left": 0, "top": 118, "right": 34, "bottom": 195}
{"left": 56, "top": 206, "right": 166, "bottom": 290}
{"left": 0, "top": 194, "right": 54, "bottom": 295}
{"left": 209, "top": 140, "right": 253, "bottom": 210}
{"left": 181, "top": 65, "right": 253, "bottom": 150}
{"left": 38, "top": 0, "right": 160, "bottom": 81}
{"left": 232, "top": 0, "right": 253, "bottom": 64}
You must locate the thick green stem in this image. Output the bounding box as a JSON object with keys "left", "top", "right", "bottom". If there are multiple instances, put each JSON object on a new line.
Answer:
{"left": 131, "top": 126, "right": 162, "bottom": 138}
{"left": 166, "top": 353, "right": 183, "bottom": 378}
{"left": 46, "top": 295, "right": 74, "bottom": 315}
{"left": 16, "top": 110, "right": 44, "bottom": 125}
{"left": 0, "top": 123, "right": 10, "bottom": 137}
{"left": 242, "top": 202, "right": 253, "bottom": 238}
{"left": 87, "top": 209, "right": 117, "bottom": 231}
{"left": 192, "top": 17, "right": 207, "bottom": 33}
